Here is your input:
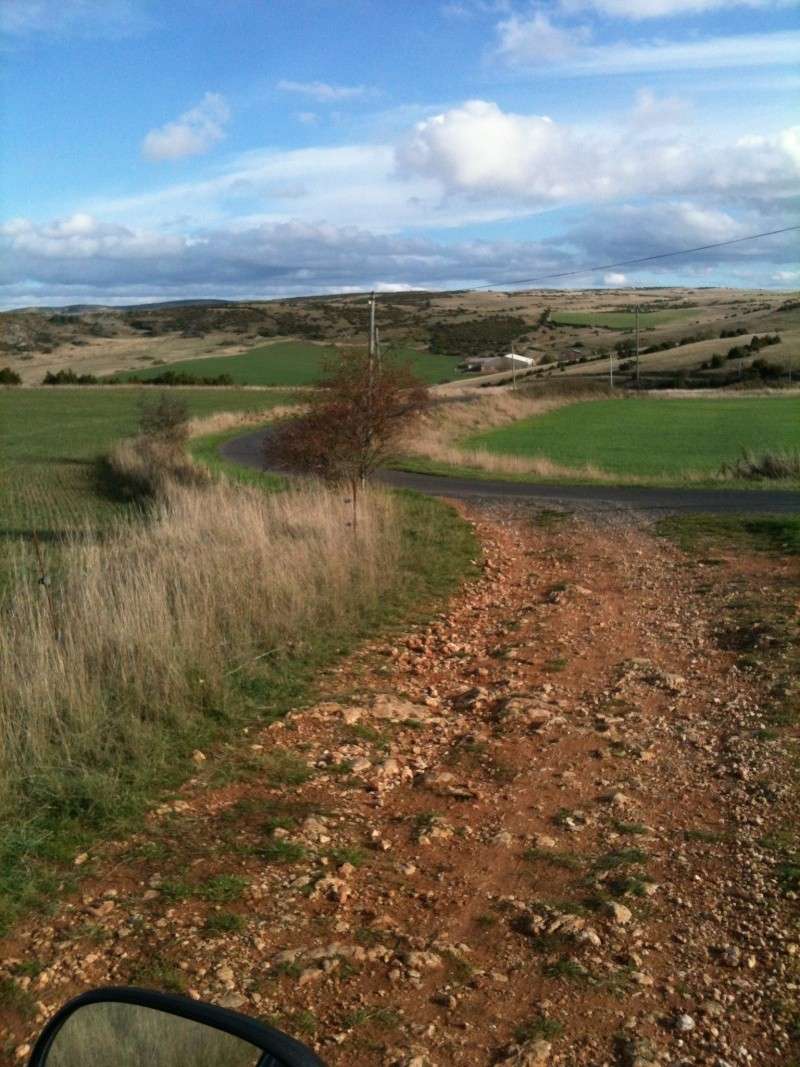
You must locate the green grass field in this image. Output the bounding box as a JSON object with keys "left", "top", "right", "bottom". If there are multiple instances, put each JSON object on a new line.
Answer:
{"left": 551, "top": 308, "right": 702, "bottom": 330}
{"left": 0, "top": 387, "right": 297, "bottom": 568}
{"left": 116, "top": 340, "right": 468, "bottom": 386}
{"left": 467, "top": 397, "right": 800, "bottom": 478}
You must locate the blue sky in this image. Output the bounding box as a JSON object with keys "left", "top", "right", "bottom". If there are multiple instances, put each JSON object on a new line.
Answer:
{"left": 1, "top": 0, "right": 798, "bottom": 306}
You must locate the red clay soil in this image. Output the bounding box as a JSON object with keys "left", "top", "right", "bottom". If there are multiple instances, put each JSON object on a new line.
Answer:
{"left": 1, "top": 505, "right": 798, "bottom": 1066}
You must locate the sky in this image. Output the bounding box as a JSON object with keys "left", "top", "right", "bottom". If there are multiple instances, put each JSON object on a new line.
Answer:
{"left": 1, "top": 0, "right": 798, "bottom": 307}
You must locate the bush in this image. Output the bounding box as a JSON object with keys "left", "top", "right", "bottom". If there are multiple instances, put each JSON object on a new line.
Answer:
{"left": 138, "top": 392, "right": 190, "bottom": 444}
{"left": 131, "top": 370, "right": 234, "bottom": 387}
{"left": 721, "top": 449, "right": 800, "bottom": 481}
{"left": 42, "top": 368, "right": 99, "bottom": 385}
{"left": 0, "top": 367, "right": 21, "bottom": 385}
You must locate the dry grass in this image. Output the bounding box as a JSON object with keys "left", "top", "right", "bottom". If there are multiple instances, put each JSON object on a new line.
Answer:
{"left": 186, "top": 404, "right": 306, "bottom": 438}
{"left": 721, "top": 448, "right": 800, "bottom": 480}
{"left": 0, "top": 474, "right": 399, "bottom": 820}
{"left": 401, "top": 392, "right": 606, "bottom": 480}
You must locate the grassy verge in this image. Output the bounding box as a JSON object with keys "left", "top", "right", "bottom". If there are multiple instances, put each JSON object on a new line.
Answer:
{"left": 188, "top": 425, "right": 287, "bottom": 491}
{"left": 655, "top": 514, "right": 800, "bottom": 555}
{"left": 0, "top": 434, "right": 478, "bottom": 935}
{"left": 388, "top": 452, "right": 800, "bottom": 492}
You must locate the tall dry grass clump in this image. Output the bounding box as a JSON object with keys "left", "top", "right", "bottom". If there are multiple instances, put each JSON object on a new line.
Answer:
{"left": 720, "top": 448, "right": 800, "bottom": 480}
{"left": 0, "top": 477, "right": 399, "bottom": 821}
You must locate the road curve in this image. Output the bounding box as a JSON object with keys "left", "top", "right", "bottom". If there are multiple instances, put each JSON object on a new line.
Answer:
{"left": 220, "top": 428, "right": 800, "bottom": 515}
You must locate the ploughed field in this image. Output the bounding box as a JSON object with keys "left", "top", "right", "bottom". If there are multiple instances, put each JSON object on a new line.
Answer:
{"left": 466, "top": 396, "right": 800, "bottom": 477}
{"left": 115, "top": 340, "right": 469, "bottom": 386}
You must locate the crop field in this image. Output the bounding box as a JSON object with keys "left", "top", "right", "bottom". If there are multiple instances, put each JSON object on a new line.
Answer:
{"left": 116, "top": 340, "right": 468, "bottom": 387}
{"left": 550, "top": 307, "right": 705, "bottom": 330}
{"left": 0, "top": 387, "right": 296, "bottom": 570}
{"left": 467, "top": 396, "right": 800, "bottom": 478}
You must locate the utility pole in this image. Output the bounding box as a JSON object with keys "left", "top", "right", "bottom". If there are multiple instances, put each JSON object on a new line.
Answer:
{"left": 511, "top": 343, "right": 517, "bottom": 391}
{"left": 609, "top": 346, "right": 614, "bottom": 389}
{"left": 635, "top": 304, "right": 640, "bottom": 388}
{"left": 368, "top": 291, "right": 376, "bottom": 368}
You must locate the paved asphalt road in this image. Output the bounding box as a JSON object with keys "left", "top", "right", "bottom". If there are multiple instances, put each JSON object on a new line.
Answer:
{"left": 221, "top": 429, "right": 800, "bottom": 515}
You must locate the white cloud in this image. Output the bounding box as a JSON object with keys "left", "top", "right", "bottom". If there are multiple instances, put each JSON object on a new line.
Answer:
{"left": 142, "top": 93, "right": 230, "bottom": 162}
{"left": 296, "top": 111, "right": 320, "bottom": 126}
{"left": 561, "top": 0, "right": 795, "bottom": 18}
{"left": 495, "top": 19, "right": 800, "bottom": 74}
{"left": 3, "top": 195, "right": 797, "bottom": 307}
{"left": 397, "top": 100, "right": 800, "bottom": 207}
{"left": 495, "top": 12, "right": 590, "bottom": 64}
{"left": 0, "top": 0, "right": 148, "bottom": 37}
{"left": 631, "top": 88, "right": 689, "bottom": 126}
{"left": 276, "top": 80, "right": 374, "bottom": 103}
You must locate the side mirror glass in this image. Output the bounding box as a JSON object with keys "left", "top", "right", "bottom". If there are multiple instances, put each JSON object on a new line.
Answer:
{"left": 28, "top": 988, "right": 326, "bottom": 1067}
{"left": 40, "top": 1000, "right": 261, "bottom": 1066}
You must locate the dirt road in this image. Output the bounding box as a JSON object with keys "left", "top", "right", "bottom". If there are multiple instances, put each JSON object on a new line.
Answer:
{"left": 1, "top": 506, "right": 797, "bottom": 1066}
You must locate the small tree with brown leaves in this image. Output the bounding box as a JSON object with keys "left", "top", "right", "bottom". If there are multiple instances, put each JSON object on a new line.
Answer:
{"left": 271, "top": 349, "right": 428, "bottom": 527}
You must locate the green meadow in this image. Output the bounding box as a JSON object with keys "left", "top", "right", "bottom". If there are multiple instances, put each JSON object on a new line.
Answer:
{"left": 467, "top": 396, "right": 800, "bottom": 478}
{"left": 0, "top": 387, "right": 296, "bottom": 568}
{"left": 550, "top": 308, "right": 702, "bottom": 330}
{"left": 116, "top": 340, "right": 467, "bottom": 386}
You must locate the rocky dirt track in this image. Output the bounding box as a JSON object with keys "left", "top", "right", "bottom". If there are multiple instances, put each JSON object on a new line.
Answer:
{"left": 1, "top": 503, "right": 798, "bottom": 1067}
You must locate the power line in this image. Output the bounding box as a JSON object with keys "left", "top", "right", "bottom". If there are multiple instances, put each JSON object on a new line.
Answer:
{"left": 438, "top": 223, "right": 800, "bottom": 295}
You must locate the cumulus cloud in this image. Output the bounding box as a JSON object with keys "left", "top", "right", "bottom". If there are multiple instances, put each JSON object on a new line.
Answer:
{"left": 603, "top": 272, "right": 627, "bottom": 285}
{"left": 276, "top": 80, "right": 374, "bottom": 103}
{"left": 0, "top": 0, "right": 148, "bottom": 37}
{"left": 397, "top": 100, "right": 800, "bottom": 206}
{"left": 494, "top": 16, "right": 800, "bottom": 74}
{"left": 142, "top": 93, "right": 230, "bottom": 162}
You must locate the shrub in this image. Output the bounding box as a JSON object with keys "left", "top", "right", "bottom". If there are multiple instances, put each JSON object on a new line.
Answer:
{"left": 42, "top": 368, "right": 99, "bottom": 385}
{"left": 0, "top": 367, "right": 21, "bottom": 385}
{"left": 138, "top": 392, "right": 190, "bottom": 444}
{"left": 721, "top": 449, "right": 800, "bottom": 481}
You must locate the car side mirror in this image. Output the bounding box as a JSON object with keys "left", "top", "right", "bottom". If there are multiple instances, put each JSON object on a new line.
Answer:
{"left": 27, "top": 987, "right": 327, "bottom": 1067}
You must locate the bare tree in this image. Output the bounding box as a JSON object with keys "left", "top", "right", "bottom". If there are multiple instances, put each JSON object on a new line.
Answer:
{"left": 271, "top": 348, "right": 428, "bottom": 527}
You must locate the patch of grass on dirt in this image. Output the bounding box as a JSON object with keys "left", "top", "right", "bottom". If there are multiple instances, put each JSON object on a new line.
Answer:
{"left": 284, "top": 1009, "right": 318, "bottom": 1037}
{"left": 524, "top": 848, "right": 584, "bottom": 870}
{"left": 202, "top": 911, "right": 246, "bottom": 936}
{"left": 656, "top": 513, "right": 800, "bottom": 556}
{"left": 128, "top": 956, "right": 187, "bottom": 993}
{"left": 162, "top": 873, "right": 248, "bottom": 903}
{"left": 259, "top": 840, "right": 308, "bottom": 864}
{"left": 611, "top": 820, "right": 649, "bottom": 836}
{"left": 684, "top": 828, "right": 731, "bottom": 843}
{"left": 344, "top": 1006, "right": 401, "bottom": 1029}
{"left": 327, "top": 846, "right": 367, "bottom": 867}
{"left": 0, "top": 978, "right": 36, "bottom": 1019}
{"left": 261, "top": 750, "right": 314, "bottom": 788}
{"left": 513, "top": 1015, "right": 564, "bottom": 1042}
{"left": 594, "top": 847, "right": 648, "bottom": 870}
{"left": 544, "top": 657, "right": 569, "bottom": 672}
{"left": 543, "top": 957, "right": 590, "bottom": 983}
